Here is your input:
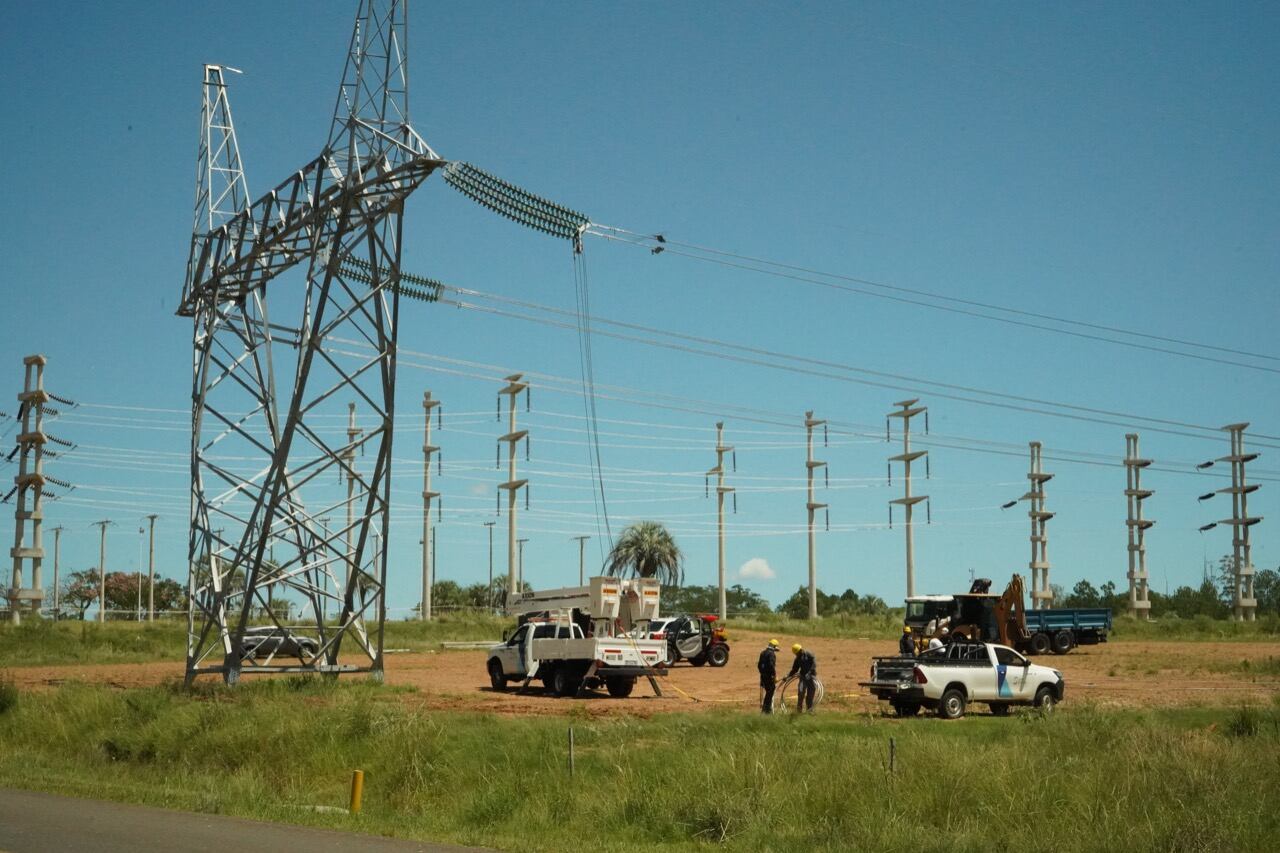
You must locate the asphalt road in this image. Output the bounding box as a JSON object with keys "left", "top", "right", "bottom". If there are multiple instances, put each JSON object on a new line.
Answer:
{"left": 0, "top": 788, "right": 485, "bottom": 853}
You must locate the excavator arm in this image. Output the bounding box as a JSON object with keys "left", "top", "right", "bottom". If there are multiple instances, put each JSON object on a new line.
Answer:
{"left": 994, "top": 574, "right": 1031, "bottom": 645}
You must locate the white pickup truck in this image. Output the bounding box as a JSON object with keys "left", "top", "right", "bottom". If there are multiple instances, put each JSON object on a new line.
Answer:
{"left": 486, "top": 577, "right": 668, "bottom": 698}
{"left": 487, "top": 619, "right": 665, "bottom": 697}
{"left": 860, "top": 641, "right": 1064, "bottom": 719}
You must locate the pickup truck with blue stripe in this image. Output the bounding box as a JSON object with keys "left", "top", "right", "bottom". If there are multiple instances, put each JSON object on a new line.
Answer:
{"left": 860, "top": 641, "right": 1065, "bottom": 719}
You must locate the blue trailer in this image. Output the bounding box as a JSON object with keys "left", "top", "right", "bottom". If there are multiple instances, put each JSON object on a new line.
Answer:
{"left": 1022, "top": 608, "right": 1111, "bottom": 655}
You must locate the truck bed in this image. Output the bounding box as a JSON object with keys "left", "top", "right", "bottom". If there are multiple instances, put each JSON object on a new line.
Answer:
{"left": 1025, "top": 608, "right": 1112, "bottom": 632}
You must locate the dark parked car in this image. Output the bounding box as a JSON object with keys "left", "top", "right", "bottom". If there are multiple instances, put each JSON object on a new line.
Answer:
{"left": 238, "top": 626, "right": 320, "bottom": 662}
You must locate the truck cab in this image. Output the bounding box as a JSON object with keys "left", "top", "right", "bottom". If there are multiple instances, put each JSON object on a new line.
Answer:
{"left": 489, "top": 620, "right": 584, "bottom": 685}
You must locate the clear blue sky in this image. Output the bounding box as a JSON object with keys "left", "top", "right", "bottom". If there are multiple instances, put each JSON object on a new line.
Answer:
{"left": 2, "top": 1, "right": 1277, "bottom": 615}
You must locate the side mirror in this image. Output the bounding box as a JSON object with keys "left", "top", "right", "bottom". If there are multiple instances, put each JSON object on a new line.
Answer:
{"left": 1022, "top": 660, "right": 1031, "bottom": 667}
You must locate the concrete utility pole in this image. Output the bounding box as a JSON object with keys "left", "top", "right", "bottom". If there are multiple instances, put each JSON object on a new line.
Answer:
{"left": 50, "top": 525, "right": 64, "bottom": 620}
{"left": 483, "top": 521, "right": 496, "bottom": 611}
{"left": 804, "top": 411, "right": 827, "bottom": 620}
{"left": 572, "top": 535, "right": 590, "bottom": 585}
{"left": 144, "top": 515, "right": 158, "bottom": 621}
{"left": 421, "top": 391, "right": 441, "bottom": 620}
{"left": 1123, "top": 435, "right": 1153, "bottom": 619}
{"left": 92, "top": 520, "right": 112, "bottom": 622}
{"left": 8, "top": 355, "right": 51, "bottom": 624}
{"left": 707, "top": 422, "right": 735, "bottom": 621}
{"left": 1200, "top": 424, "right": 1262, "bottom": 621}
{"left": 887, "top": 399, "right": 928, "bottom": 599}
{"left": 517, "top": 538, "right": 529, "bottom": 587}
{"left": 1025, "top": 442, "right": 1054, "bottom": 610}
{"left": 343, "top": 403, "right": 361, "bottom": 599}
{"left": 497, "top": 374, "right": 529, "bottom": 605}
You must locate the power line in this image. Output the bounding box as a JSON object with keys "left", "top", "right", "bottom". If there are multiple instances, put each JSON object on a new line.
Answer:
{"left": 397, "top": 281, "right": 1280, "bottom": 448}
{"left": 588, "top": 225, "right": 1280, "bottom": 373}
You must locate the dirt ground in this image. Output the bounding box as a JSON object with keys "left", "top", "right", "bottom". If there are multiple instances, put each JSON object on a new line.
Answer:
{"left": 7, "top": 632, "right": 1279, "bottom": 717}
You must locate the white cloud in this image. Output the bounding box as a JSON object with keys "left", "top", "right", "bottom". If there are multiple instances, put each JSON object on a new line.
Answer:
{"left": 738, "top": 558, "right": 775, "bottom": 581}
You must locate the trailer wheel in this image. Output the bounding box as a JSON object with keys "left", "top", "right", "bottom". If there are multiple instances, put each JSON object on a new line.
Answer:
{"left": 1029, "top": 633, "right": 1051, "bottom": 655}
{"left": 606, "top": 677, "right": 636, "bottom": 698}
{"left": 1034, "top": 684, "right": 1058, "bottom": 712}
{"left": 488, "top": 659, "right": 507, "bottom": 692}
{"left": 938, "top": 687, "right": 966, "bottom": 720}
{"left": 1051, "top": 631, "right": 1073, "bottom": 655}
{"left": 707, "top": 644, "right": 730, "bottom": 667}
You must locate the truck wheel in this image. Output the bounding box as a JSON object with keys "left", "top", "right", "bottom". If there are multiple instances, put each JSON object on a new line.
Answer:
{"left": 1051, "top": 631, "right": 1072, "bottom": 655}
{"left": 488, "top": 659, "right": 507, "bottom": 692}
{"left": 690, "top": 654, "right": 708, "bottom": 667}
{"left": 938, "top": 687, "right": 966, "bottom": 720}
{"left": 606, "top": 677, "right": 636, "bottom": 698}
{"left": 708, "top": 645, "right": 730, "bottom": 667}
{"left": 989, "top": 703, "right": 1010, "bottom": 717}
{"left": 1034, "top": 684, "right": 1058, "bottom": 712}
{"left": 552, "top": 666, "right": 579, "bottom": 698}
{"left": 1029, "top": 633, "right": 1051, "bottom": 656}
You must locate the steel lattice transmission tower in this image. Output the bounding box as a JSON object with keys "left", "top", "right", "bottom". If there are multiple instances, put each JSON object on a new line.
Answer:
{"left": 179, "top": 2, "right": 443, "bottom": 684}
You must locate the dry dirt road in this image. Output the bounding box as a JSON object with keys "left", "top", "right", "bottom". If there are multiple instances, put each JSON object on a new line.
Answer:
{"left": 7, "top": 632, "right": 1279, "bottom": 717}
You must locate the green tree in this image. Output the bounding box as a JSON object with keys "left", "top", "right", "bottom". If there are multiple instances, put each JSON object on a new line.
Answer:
{"left": 664, "top": 584, "right": 769, "bottom": 615}
{"left": 58, "top": 570, "right": 99, "bottom": 620}
{"left": 1064, "top": 580, "right": 1101, "bottom": 608}
{"left": 603, "top": 521, "right": 683, "bottom": 586}
{"left": 1254, "top": 568, "right": 1279, "bottom": 614}
{"left": 775, "top": 586, "right": 889, "bottom": 618}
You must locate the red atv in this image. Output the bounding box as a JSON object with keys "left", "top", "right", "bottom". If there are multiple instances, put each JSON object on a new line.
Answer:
{"left": 659, "top": 614, "right": 730, "bottom": 667}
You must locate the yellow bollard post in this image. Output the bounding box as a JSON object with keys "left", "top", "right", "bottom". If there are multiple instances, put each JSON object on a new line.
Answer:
{"left": 349, "top": 770, "right": 364, "bottom": 815}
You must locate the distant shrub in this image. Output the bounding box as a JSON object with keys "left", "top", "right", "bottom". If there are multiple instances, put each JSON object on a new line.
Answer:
{"left": 1225, "top": 705, "right": 1260, "bottom": 738}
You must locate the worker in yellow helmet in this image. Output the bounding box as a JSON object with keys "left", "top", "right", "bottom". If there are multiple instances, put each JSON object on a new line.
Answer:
{"left": 899, "top": 625, "right": 916, "bottom": 657}
{"left": 757, "top": 638, "right": 780, "bottom": 713}
{"left": 788, "top": 643, "right": 818, "bottom": 713}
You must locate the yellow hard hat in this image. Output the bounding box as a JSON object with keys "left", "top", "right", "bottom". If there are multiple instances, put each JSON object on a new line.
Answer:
{"left": 904, "top": 626, "right": 912, "bottom": 633}
{"left": 768, "top": 639, "right": 779, "bottom": 648}
{"left": 791, "top": 643, "right": 803, "bottom": 654}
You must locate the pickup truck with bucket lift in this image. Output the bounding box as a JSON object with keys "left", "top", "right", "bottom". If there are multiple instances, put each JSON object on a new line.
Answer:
{"left": 861, "top": 641, "right": 1065, "bottom": 719}
{"left": 486, "top": 576, "right": 667, "bottom": 698}
{"left": 905, "top": 574, "right": 1111, "bottom": 656}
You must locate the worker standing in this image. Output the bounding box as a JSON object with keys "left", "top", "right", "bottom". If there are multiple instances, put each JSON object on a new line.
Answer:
{"left": 757, "top": 638, "right": 779, "bottom": 714}
{"left": 899, "top": 626, "right": 915, "bottom": 657}
{"left": 788, "top": 643, "right": 818, "bottom": 713}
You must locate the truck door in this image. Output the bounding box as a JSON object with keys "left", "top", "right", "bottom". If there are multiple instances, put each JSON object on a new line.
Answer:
{"left": 502, "top": 624, "right": 529, "bottom": 677}
{"left": 674, "top": 617, "right": 704, "bottom": 661}
{"left": 992, "top": 645, "right": 1031, "bottom": 699}
{"left": 957, "top": 644, "right": 999, "bottom": 700}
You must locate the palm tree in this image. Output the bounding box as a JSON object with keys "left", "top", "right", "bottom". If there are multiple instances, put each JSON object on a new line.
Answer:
{"left": 603, "top": 521, "right": 683, "bottom": 587}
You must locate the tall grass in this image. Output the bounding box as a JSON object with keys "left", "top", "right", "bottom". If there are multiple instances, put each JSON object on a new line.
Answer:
{"left": 0, "top": 680, "right": 1277, "bottom": 852}
{"left": 0, "top": 613, "right": 508, "bottom": 668}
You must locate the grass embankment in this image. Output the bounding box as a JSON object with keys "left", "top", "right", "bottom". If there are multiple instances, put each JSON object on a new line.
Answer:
{"left": 726, "top": 611, "right": 1280, "bottom": 643}
{"left": 0, "top": 677, "right": 1277, "bottom": 851}
{"left": 0, "top": 614, "right": 507, "bottom": 668}
{"left": 4, "top": 609, "right": 1276, "bottom": 670}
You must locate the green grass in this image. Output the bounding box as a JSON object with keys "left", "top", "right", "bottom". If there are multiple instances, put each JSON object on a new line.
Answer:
{"left": 726, "top": 611, "right": 903, "bottom": 640}
{"left": 0, "top": 614, "right": 508, "bottom": 668}
{"left": 1108, "top": 613, "right": 1280, "bottom": 642}
{"left": 0, "top": 679, "right": 1277, "bottom": 852}
{"left": 5, "top": 609, "right": 1275, "bottom": 670}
